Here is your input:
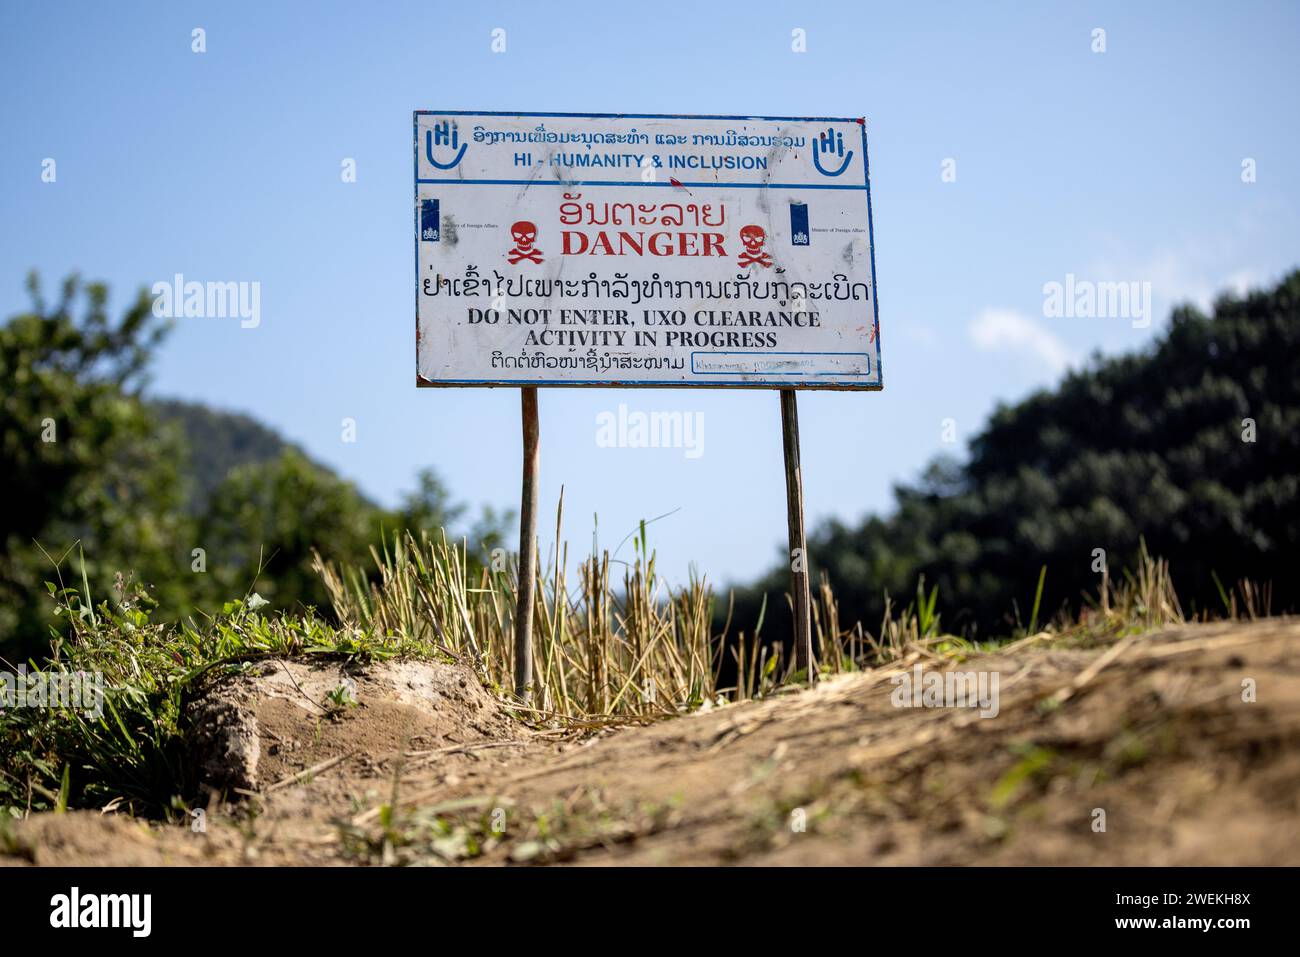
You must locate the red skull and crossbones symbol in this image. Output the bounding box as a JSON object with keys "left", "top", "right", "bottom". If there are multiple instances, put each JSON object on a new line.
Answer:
{"left": 737, "top": 224, "right": 772, "bottom": 269}
{"left": 507, "top": 220, "right": 544, "bottom": 265}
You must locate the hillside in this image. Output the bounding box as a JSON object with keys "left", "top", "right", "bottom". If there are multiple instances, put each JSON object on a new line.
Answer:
{"left": 151, "top": 398, "right": 359, "bottom": 511}
{"left": 5, "top": 617, "right": 1296, "bottom": 866}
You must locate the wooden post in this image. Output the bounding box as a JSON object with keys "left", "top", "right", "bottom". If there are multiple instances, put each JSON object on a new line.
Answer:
{"left": 780, "top": 388, "right": 814, "bottom": 683}
{"left": 514, "top": 386, "right": 540, "bottom": 702}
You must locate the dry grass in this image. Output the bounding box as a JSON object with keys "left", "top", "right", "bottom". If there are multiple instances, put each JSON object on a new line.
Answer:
{"left": 315, "top": 524, "right": 806, "bottom": 724}
{"left": 312, "top": 491, "right": 936, "bottom": 724}
{"left": 313, "top": 512, "right": 1221, "bottom": 728}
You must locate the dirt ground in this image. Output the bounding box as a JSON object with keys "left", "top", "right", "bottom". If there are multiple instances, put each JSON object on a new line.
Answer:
{"left": 4, "top": 618, "right": 1298, "bottom": 866}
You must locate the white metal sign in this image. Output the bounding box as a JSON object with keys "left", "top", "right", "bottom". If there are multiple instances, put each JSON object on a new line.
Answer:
{"left": 415, "top": 111, "right": 881, "bottom": 389}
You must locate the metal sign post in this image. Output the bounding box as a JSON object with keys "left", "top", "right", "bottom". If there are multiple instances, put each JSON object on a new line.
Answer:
{"left": 780, "top": 388, "right": 814, "bottom": 679}
{"left": 415, "top": 111, "right": 881, "bottom": 698}
{"left": 513, "top": 386, "right": 540, "bottom": 701}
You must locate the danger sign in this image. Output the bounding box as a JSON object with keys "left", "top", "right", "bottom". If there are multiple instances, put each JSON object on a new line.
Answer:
{"left": 415, "top": 111, "right": 881, "bottom": 389}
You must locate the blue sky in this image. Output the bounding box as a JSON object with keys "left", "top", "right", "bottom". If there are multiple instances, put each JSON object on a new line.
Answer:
{"left": 2, "top": 1, "right": 1297, "bottom": 588}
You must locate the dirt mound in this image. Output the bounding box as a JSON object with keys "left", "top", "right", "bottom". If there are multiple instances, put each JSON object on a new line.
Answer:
{"left": 3, "top": 620, "right": 1298, "bottom": 866}
{"left": 188, "top": 658, "right": 521, "bottom": 796}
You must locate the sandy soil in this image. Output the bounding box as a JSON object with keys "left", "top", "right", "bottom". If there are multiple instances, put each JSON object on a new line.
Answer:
{"left": 4, "top": 618, "right": 1298, "bottom": 866}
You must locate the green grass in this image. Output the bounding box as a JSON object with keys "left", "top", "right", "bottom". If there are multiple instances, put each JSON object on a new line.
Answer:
{"left": 0, "top": 577, "right": 444, "bottom": 817}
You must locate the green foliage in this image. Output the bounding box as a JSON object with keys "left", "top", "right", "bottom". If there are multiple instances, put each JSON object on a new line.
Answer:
{"left": 0, "top": 274, "right": 509, "bottom": 660}
{"left": 0, "top": 574, "right": 438, "bottom": 816}
{"left": 0, "top": 274, "right": 187, "bottom": 660}
{"left": 189, "top": 457, "right": 509, "bottom": 619}
{"left": 736, "top": 271, "right": 1300, "bottom": 640}
{"left": 151, "top": 398, "right": 301, "bottom": 512}
{"left": 194, "top": 449, "right": 384, "bottom": 614}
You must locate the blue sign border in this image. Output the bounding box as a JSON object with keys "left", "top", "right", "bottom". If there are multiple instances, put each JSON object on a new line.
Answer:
{"left": 414, "top": 111, "right": 882, "bottom": 392}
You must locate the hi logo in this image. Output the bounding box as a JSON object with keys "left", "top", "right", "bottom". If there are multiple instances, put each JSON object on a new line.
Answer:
{"left": 811, "top": 126, "right": 853, "bottom": 177}
{"left": 425, "top": 119, "right": 468, "bottom": 170}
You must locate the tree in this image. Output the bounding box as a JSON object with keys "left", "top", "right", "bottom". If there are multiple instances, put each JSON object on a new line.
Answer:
{"left": 733, "top": 271, "right": 1300, "bottom": 643}
{"left": 193, "top": 450, "right": 384, "bottom": 613}
{"left": 1, "top": 274, "right": 510, "bottom": 657}
{"left": 0, "top": 274, "right": 188, "bottom": 660}
{"left": 393, "top": 467, "right": 512, "bottom": 559}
